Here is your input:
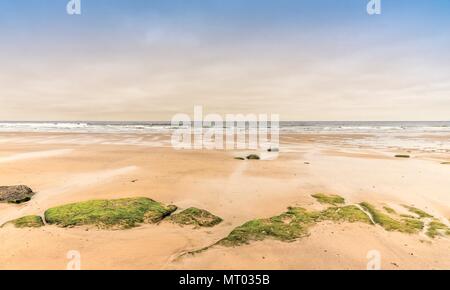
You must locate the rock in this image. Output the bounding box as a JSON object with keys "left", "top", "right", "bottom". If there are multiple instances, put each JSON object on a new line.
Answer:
{"left": 170, "top": 207, "right": 223, "bottom": 228}
{"left": 246, "top": 154, "right": 260, "bottom": 160}
{"left": 395, "top": 155, "right": 410, "bottom": 158}
{"left": 268, "top": 148, "right": 279, "bottom": 152}
{"left": 2, "top": 215, "right": 44, "bottom": 228}
{"left": 44, "top": 197, "right": 178, "bottom": 229}
{"left": 0, "top": 185, "right": 35, "bottom": 204}
{"left": 234, "top": 157, "right": 245, "bottom": 161}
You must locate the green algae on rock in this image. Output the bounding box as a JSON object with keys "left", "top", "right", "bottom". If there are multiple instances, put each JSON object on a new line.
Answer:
{"left": 359, "top": 202, "right": 423, "bottom": 234}
{"left": 170, "top": 207, "right": 223, "bottom": 228}
{"left": 2, "top": 215, "right": 44, "bottom": 228}
{"left": 312, "top": 193, "right": 345, "bottom": 206}
{"left": 44, "top": 197, "right": 177, "bottom": 229}
{"left": 426, "top": 220, "right": 450, "bottom": 238}
{"left": 402, "top": 205, "right": 433, "bottom": 219}
{"left": 218, "top": 205, "right": 371, "bottom": 247}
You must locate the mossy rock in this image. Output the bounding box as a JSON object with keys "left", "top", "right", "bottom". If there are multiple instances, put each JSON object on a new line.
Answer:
{"left": 218, "top": 208, "right": 313, "bottom": 247}
{"left": 2, "top": 215, "right": 44, "bottom": 228}
{"left": 402, "top": 205, "right": 433, "bottom": 219}
{"left": 170, "top": 207, "right": 223, "bottom": 228}
{"left": 318, "top": 206, "right": 372, "bottom": 224}
{"left": 360, "top": 202, "right": 423, "bottom": 234}
{"left": 312, "top": 193, "right": 345, "bottom": 206}
{"left": 426, "top": 220, "right": 450, "bottom": 238}
{"left": 218, "top": 205, "right": 371, "bottom": 247}
{"left": 395, "top": 155, "right": 410, "bottom": 158}
{"left": 246, "top": 154, "right": 260, "bottom": 160}
{"left": 383, "top": 206, "right": 396, "bottom": 214}
{"left": 0, "top": 185, "right": 35, "bottom": 204}
{"left": 44, "top": 197, "right": 177, "bottom": 229}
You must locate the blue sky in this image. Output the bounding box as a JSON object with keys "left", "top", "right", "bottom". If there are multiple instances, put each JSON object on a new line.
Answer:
{"left": 0, "top": 0, "right": 449, "bottom": 120}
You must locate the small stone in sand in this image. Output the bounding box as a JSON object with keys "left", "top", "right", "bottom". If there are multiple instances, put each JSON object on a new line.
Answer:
{"left": 395, "top": 155, "right": 410, "bottom": 158}
{"left": 246, "top": 154, "right": 260, "bottom": 160}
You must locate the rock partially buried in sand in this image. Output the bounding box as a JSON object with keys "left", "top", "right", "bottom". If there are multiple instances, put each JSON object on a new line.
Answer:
{"left": 267, "top": 148, "right": 279, "bottom": 152}
{"left": 246, "top": 154, "right": 260, "bottom": 160}
{"left": 217, "top": 205, "right": 371, "bottom": 247}
{"left": 0, "top": 185, "right": 35, "bottom": 204}
{"left": 312, "top": 193, "right": 345, "bottom": 206}
{"left": 2, "top": 215, "right": 44, "bottom": 228}
{"left": 359, "top": 202, "right": 424, "bottom": 234}
{"left": 44, "top": 197, "right": 177, "bottom": 229}
{"left": 170, "top": 207, "right": 223, "bottom": 227}
{"left": 395, "top": 155, "right": 410, "bottom": 158}
{"left": 170, "top": 207, "right": 223, "bottom": 228}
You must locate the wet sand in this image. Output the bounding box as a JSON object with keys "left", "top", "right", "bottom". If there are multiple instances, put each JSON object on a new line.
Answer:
{"left": 0, "top": 132, "right": 449, "bottom": 270}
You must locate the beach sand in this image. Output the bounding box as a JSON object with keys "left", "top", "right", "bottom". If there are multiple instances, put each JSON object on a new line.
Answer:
{"left": 0, "top": 132, "right": 449, "bottom": 270}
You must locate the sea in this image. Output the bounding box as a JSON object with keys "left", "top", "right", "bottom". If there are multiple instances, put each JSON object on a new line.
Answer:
{"left": 0, "top": 121, "right": 449, "bottom": 134}
{"left": 0, "top": 121, "right": 448, "bottom": 152}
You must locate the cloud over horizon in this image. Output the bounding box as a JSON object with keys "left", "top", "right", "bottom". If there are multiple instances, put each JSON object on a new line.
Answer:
{"left": 1, "top": 0, "right": 449, "bottom": 121}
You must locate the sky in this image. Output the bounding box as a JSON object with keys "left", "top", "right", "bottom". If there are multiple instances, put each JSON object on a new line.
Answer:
{"left": 0, "top": 0, "right": 449, "bottom": 121}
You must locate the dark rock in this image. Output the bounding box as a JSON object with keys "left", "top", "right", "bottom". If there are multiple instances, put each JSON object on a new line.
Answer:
{"left": 395, "top": 155, "right": 410, "bottom": 158}
{"left": 246, "top": 154, "right": 260, "bottom": 160}
{"left": 0, "top": 185, "right": 35, "bottom": 204}
{"left": 267, "top": 148, "right": 279, "bottom": 152}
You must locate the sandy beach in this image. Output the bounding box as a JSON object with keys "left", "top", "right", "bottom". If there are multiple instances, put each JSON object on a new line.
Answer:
{"left": 0, "top": 131, "right": 449, "bottom": 270}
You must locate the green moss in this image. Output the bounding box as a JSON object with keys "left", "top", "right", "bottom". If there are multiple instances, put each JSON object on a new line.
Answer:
{"left": 395, "top": 155, "right": 410, "bottom": 158}
{"left": 402, "top": 205, "right": 433, "bottom": 219}
{"left": 319, "top": 206, "right": 372, "bottom": 224}
{"left": 44, "top": 197, "right": 177, "bottom": 229}
{"left": 246, "top": 154, "right": 260, "bottom": 160}
{"left": 360, "top": 202, "right": 423, "bottom": 234}
{"left": 400, "top": 214, "right": 416, "bottom": 219}
{"left": 218, "top": 205, "right": 370, "bottom": 247}
{"left": 383, "top": 207, "right": 396, "bottom": 214}
{"left": 3, "top": 215, "right": 44, "bottom": 228}
{"left": 218, "top": 208, "right": 313, "bottom": 247}
{"left": 170, "top": 207, "right": 223, "bottom": 228}
{"left": 426, "top": 220, "right": 450, "bottom": 238}
{"left": 311, "top": 193, "right": 345, "bottom": 206}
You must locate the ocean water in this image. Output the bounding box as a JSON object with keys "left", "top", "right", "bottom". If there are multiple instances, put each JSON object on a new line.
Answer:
{"left": 0, "top": 121, "right": 449, "bottom": 134}
{"left": 0, "top": 121, "right": 448, "bottom": 152}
